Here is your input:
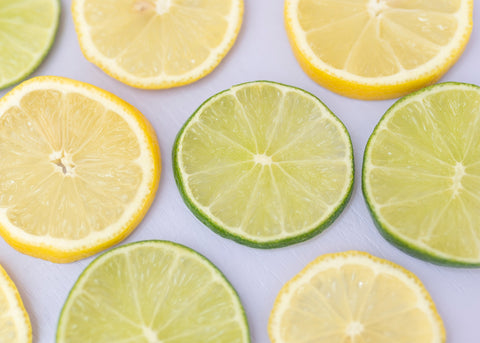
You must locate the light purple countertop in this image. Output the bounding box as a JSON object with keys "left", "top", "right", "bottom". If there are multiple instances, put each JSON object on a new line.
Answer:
{"left": 1, "top": 1, "right": 479, "bottom": 342}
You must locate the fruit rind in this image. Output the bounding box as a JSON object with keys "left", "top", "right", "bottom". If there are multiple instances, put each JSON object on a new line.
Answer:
{"left": 173, "top": 80, "right": 354, "bottom": 249}
{"left": 362, "top": 82, "right": 480, "bottom": 267}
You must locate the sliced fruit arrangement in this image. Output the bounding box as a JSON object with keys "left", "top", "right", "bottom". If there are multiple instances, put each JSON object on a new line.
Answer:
{"left": 363, "top": 82, "right": 480, "bottom": 266}
{"left": 0, "top": 76, "right": 160, "bottom": 263}
{"left": 173, "top": 81, "right": 354, "bottom": 248}
{"left": 285, "top": 0, "right": 473, "bottom": 100}
{"left": 269, "top": 251, "right": 445, "bottom": 343}
{"left": 0, "top": 0, "right": 60, "bottom": 90}
{"left": 57, "top": 240, "right": 250, "bottom": 343}
{"left": 72, "top": 0, "right": 243, "bottom": 89}
{"left": 0, "top": 264, "right": 31, "bottom": 343}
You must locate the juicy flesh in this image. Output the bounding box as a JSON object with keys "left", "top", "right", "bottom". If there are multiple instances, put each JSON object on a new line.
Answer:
{"left": 180, "top": 84, "right": 351, "bottom": 240}
{"left": 61, "top": 245, "right": 246, "bottom": 343}
{"left": 296, "top": 0, "right": 461, "bottom": 77}
{"left": 0, "top": 90, "right": 142, "bottom": 240}
{"left": 0, "top": 271, "right": 27, "bottom": 343}
{"left": 0, "top": 0, "right": 57, "bottom": 84}
{"left": 279, "top": 262, "right": 435, "bottom": 342}
{"left": 83, "top": 0, "right": 233, "bottom": 77}
{"left": 367, "top": 88, "right": 480, "bottom": 259}
{"left": 0, "top": 287, "right": 18, "bottom": 341}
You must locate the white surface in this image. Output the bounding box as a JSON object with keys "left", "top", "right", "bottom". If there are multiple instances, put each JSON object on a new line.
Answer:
{"left": 1, "top": 1, "right": 479, "bottom": 342}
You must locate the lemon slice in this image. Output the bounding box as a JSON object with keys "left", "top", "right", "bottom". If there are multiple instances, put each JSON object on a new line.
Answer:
{"left": 0, "top": 76, "right": 160, "bottom": 263}
{"left": 269, "top": 251, "right": 445, "bottom": 343}
{"left": 173, "top": 81, "right": 354, "bottom": 248}
{"left": 285, "top": 0, "right": 473, "bottom": 100}
{"left": 57, "top": 240, "right": 250, "bottom": 343}
{"left": 72, "top": 0, "right": 243, "bottom": 89}
{"left": 0, "top": 264, "right": 31, "bottom": 343}
{"left": 363, "top": 82, "right": 480, "bottom": 266}
{"left": 0, "top": 0, "right": 60, "bottom": 90}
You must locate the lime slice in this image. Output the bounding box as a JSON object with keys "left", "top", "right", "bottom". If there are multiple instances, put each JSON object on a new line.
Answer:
{"left": 0, "top": 264, "right": 31, "bottom": 343}
{"left": 173, "top": 81, "right": 354, "bottom": 248}
{"left": 0, "top": 0, "right": 60, "bottom": 89}
{"left": 363, "top": 82, "right": 480, "bottom": 266}
{"left": 57, "top": 240, "right": 250, "bottom": 343}
{"left": 269, "top": 251, "right": 445, "bottom": 343}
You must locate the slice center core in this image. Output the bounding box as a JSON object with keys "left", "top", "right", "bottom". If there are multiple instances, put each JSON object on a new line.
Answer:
{"left": 367, "top": 0, "right": 385, "bottom": 17}
{"left": 142, "top": 326, "right": 163, "bottom": 343}
{"left": 133, "top": 0, "right": 171, "bottom": 14}
{"left": 346, "top": 321, "right": 364, "bottom": 336}
{"left": 254, "top": 154, "right": 273, "bottom": 166}
{"left": 452, "top": 162, "right": 465, "bottom": 195}
{"left": 156, "top": 0, "right": 172, "bottom": 14}
{"left": 50, "top": 151, "right": 76, "bottom": 176}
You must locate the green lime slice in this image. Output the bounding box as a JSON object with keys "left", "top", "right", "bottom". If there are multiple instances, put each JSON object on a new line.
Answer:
{"left": 363, "top": 82, "right": 480, "bottom": 267}
{"left": 56, "top": 240, "right": 250, "bottom": 343}
{"left": 173, "top": 81, "right": 354, "bottom": 248}
{"left": 0, "top": 0, "right": 60, "bottom": 90}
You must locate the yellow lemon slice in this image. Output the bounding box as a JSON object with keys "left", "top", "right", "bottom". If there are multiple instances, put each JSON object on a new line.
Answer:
{"left": 72, "top": 0, "right": 243, "bottom": 89}
{"left": 285, "top": 0, "right": 473, "bottom": 100}
{"left": 269, "top": 251, "right": 445, "bottom": 343}
{"left": 0, "top": 76, "right": 160, "bottom": 263}
{"left": 0, "top": 264, "right": 31, "bottom": 343}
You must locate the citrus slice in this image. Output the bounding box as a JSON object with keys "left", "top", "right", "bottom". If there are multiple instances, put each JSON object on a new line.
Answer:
{"left": 173, "top": 81, "right": 354, "bottom": 248}
{"left": 57, "top": 240, "right": 250, "bottom": 343}
{"left": 71, "top": 0, "right": 243, "bottom": 89}
{"left": 269, "top": 251, "right": 445, "bottom": 343}
{"left": 363, "top": 82, "right": 480, "bottom": 266}
{"left": 0, "top": 264, "right": 31, "bottom": 343}
{"left": 285, "top": 0, "right": 473, "bottom": 100}
{"left": 0, "top": 0, "right": 60, "bottom": 90}
{"left": 0, "top": 76, "right": 160, "bottom": 263}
